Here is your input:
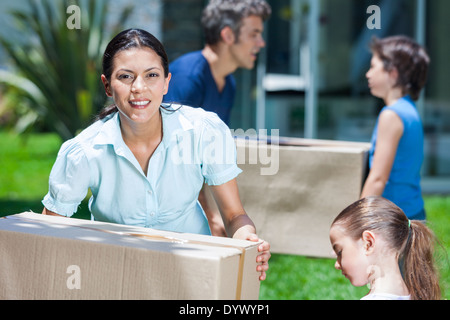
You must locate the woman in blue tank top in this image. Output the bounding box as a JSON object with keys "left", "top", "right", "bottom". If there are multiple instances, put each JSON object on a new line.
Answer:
{"left": 361, "top": 36, "right": 430, "bottom": 220}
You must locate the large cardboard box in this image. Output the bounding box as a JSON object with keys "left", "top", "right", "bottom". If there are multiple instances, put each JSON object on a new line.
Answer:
{"left": 0, "top": 212, "right": 261, "bottom": 300}
{"left": 235, "top": 136, "right": 370, "bottom": 258}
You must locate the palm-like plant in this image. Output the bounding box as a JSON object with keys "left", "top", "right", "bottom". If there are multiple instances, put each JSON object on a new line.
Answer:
{"left": 0, "top": 0, "right": 133, "bottom": 140}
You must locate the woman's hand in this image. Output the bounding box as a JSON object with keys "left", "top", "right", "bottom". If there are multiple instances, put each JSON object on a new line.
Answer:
{"left": 231, "top": 226, "right": 271, "bottom": 281}
{"left": 246, "top": 233, "right": 271, "bottom": 281}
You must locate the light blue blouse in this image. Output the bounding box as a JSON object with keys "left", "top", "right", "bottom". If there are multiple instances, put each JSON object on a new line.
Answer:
{"left": 42, "top": 105, "right": 242, "bottom": 235}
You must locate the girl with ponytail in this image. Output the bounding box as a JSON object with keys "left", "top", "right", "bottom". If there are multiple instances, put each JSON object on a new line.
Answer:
{"left": 329, "top": 196, "right": 441, "bottom": 300}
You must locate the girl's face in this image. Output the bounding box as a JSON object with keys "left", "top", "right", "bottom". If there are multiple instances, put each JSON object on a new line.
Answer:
{"left": 366, "top": 54, "right": 396, "bottom": 101}
{"left": 330, "top": 225, "right": 371, "bottom": 287}
{"left": 101, "top": 47, "right": 171, "bottom": 125}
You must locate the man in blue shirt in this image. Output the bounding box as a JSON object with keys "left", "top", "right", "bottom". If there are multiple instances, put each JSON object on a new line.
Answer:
{"left": 164, "top": 0, "right": 272, "bottom": 236}
{"left": 164, "top": 0, "right": 271, "bottom": 125}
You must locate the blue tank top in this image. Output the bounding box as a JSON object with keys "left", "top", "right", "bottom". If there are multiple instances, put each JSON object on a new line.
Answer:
{"left": 369, "top": 96, "right": 425, "bottom": 218}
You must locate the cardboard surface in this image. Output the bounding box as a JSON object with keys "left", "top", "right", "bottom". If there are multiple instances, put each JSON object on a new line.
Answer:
{"left": 236, "top": 136, "right": 370, "bottom": 258}
{"left": 0, "top": 212, "right": 260, "bottom": 300}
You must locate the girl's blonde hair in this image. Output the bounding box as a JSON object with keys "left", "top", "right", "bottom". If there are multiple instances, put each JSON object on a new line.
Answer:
{"left": 332, "top": 196, "right": 441, "bottom": 300}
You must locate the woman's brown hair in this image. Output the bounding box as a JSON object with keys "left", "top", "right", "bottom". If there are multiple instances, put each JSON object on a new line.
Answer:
{"left": 370, "top": 35, "right": 430, "bottom": 101}
{"left": 332, "top": 196, "right": 441, "bottom": 300}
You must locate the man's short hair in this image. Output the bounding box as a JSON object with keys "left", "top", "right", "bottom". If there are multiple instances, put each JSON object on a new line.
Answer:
{"left": 201, "top": 0, "right": 271, "bottom": 45}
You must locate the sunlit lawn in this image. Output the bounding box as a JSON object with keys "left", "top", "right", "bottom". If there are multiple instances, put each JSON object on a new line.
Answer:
{"left": 0, "top": 131, "right": 448, "bottom": 300}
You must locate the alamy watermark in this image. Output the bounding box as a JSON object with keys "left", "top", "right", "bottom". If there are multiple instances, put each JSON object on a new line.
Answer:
{"left": 66, "top": 5, "right": 81, "bottom": 30}
{"left": 66, "top": 265, "right": 81, "bottom": 290}
{"left": 170, "top": 127, "right": 280, "bottom": 176}
{"left": 367, "top": 5, "right": 381, "bottom": 30}
{"left": 233, "top": 129, "right": 280, "bottom": 176}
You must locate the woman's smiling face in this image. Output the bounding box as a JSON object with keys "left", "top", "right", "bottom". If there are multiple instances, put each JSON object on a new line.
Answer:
{"left": 102, "top": 47, "right": 171, "bottom": 124}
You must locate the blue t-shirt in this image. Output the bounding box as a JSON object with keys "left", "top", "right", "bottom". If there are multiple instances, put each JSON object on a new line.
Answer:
{"left": 42, "top": 105, "right": 242, "bottom": 235}
{"left": 163, "top": 51, "right": 236, "bottom": 124}
{"left": 369, "top": 96, "right": 425, "bottom": 218}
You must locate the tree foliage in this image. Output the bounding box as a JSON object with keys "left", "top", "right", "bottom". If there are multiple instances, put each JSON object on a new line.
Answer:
{"left": 0, "top": 0, "right": 133, "bottom": 140}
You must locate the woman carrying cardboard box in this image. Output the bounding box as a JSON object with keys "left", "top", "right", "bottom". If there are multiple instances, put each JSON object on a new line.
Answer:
{"left": 362, "top": 35, "right": 429, "bottom": 221}
{"left": 41, "top": 28, "right": 270, "bottom": 280}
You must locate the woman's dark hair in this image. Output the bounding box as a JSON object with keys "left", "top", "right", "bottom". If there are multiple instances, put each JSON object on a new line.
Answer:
{"left": 97, "top": 29, "right": 169, "bottom": 119}
{"left": 370, "top": 35, "right": 430, "bottom": 101}
{"left": 332, "top": 196, "right": 441, "bottom": 300}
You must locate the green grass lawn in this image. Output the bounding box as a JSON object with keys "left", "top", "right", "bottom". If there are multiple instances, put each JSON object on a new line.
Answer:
{"left": 0, "top": 131, "right": 448, "bottom": 300}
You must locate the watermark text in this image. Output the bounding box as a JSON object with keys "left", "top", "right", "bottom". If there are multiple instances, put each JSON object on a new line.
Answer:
{"left": 66, "top": 5, "right": 81, "bottom": 29}
{"left": 367, "top": 5, "right": 381, "bottom": 30}
{"left": 66, "top": 265, "right": 81, "bottom": 290}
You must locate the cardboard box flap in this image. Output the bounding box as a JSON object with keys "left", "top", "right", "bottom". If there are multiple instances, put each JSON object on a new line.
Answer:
{"left": 4, "top": 212, "right": 257, "bottom": 258}
{"left": 235, "top": 135, "right": 371, "bottom": 151}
